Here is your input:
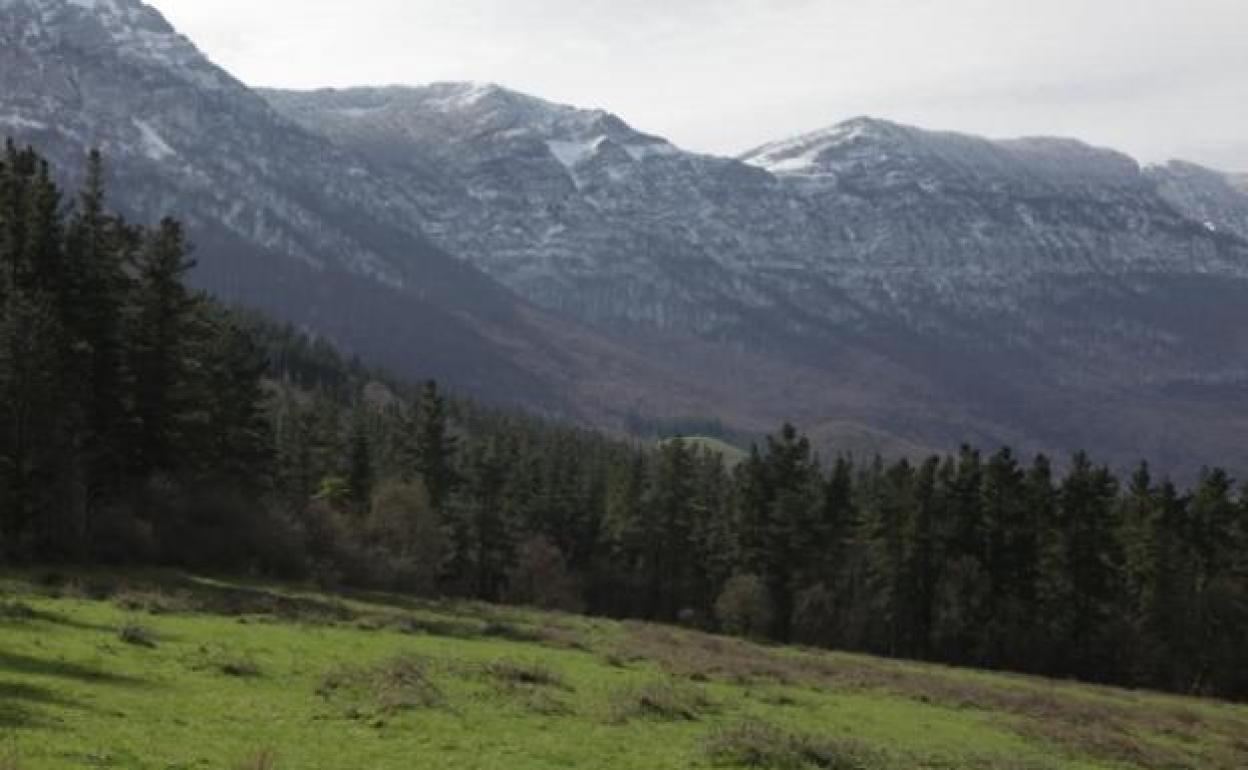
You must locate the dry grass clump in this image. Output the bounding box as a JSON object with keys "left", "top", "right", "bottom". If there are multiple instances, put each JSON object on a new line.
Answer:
{"left": 607, "top": 679, "right": 717, "bottom": 724}
{"left": 615, "top": 623, "right": 794, "bottom": 686}
{"left": 522, "top": 689, "right": 574, "bottom": 717}
{"left": 184, "top": 644, "right": 262, "bottom": 678}
{"left": 316, "top": 655, "right": 444, "bottom": 716}
{"left": 117, "top": 620, "right": 157, "bottom": 648}
{"left": 704, "top": 721, "right": 878, "bottom": 770}
{"left": 0, "top": 745, "right": 21, "bottom": 770}
{"left": 532, "top": 623, "right": 590, "bottom": 651}
{"left": 113, "top": 589, "right": 190, "bottom": 615}
{"left": 483, "top": 658, "right": 568, "bottom": 690}
{"left": 232, "top": 748, "right": 278, "bottom": 770}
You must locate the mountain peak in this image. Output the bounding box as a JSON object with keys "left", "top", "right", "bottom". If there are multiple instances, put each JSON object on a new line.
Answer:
{"left": 2, "top": 0, "right": 173, "bottom": 35}
{"left": 265, "top": 82, "right": 677, "bottom": 174}
{"left": 1, "top": 0, "right": 239, "bottom": 96}
{"left": 738, "top": 116, "right": 916, "bottom": 175}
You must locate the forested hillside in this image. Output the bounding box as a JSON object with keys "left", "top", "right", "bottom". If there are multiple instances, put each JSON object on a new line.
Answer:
{"left": 2, "top": 145, "right": 1246, "bottom": 703}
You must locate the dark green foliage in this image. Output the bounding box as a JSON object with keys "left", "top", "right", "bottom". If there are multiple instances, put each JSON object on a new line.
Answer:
{"left": 0, "top": 144, "right": 273, "bottom": 564}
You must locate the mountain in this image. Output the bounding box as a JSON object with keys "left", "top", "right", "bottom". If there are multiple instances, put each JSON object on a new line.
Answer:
{"left": 0, "top": 0, "right": 677, "bottom": 415}
{"left": 268, "top": 84, "right": 1248, "bottom": 472}
{"left": 6, "top": 2, "right": 1248, "bottom": 472}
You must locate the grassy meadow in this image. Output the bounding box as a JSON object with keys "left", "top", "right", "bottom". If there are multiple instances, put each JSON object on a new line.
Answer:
{"left": 0, "top": 570, "right": 1245, "bottom": 769}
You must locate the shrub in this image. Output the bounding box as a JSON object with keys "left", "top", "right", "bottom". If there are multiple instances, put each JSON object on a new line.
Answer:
{"left": 367, "top": 479, "right": 446, "bottom": 595}
{"left": 791, "top": 583, "right": 839, "bottom": 647}
{"left": 715, "top": 574, "right": 775, "bottom": 639}
{"left": 505, "top": 537, "right": 584, "bottom": 613}
{"left": 704, "top": 721, "right": 877, "bottom": 769}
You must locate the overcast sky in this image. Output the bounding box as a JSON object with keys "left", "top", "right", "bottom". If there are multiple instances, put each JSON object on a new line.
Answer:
{"left": 153, "top": 0, "right": 1248, "bottom": 170}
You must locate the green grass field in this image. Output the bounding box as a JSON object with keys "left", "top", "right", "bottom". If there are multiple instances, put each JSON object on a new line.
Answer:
{"left": 1, "top": 571, "right": 1245, "bottom": 769}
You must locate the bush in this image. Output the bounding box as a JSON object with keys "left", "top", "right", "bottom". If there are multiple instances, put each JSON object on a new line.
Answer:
{"left": 367, "top": 479, "right": 446, "bottom": 594}
{"left": 704, "top": 721, "right": 877, "bottom": 769}
{"left": 115, "top": 475, "right": 308, "bottom": 578}
{"left": 505, "top": 537, "right": 584, "bottom": 613}
{"left": 715, "top": 574, "right": 775, "bottom": 639}
{"left": 792, "top": 583, "right": 839, "bottom": 647}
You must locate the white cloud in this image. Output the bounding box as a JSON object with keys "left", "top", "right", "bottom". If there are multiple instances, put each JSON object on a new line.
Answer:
{"left": 151, "top": 0, "right": 1248, "bottom": 169}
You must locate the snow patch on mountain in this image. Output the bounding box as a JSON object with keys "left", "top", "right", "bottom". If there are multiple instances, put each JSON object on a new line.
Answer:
{"left": 547, "top": 137, "right": 604, "bottom": 169}
{"left": 0, "top": 113, "right": 47, "bottom": 131}
{"left": 133, "top": 118, "right": 175, "bottom": 161}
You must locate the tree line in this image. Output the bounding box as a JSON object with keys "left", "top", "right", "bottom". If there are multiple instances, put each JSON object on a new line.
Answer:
{"left": 2, "top": 144, "right": 1246, "bottom": 701}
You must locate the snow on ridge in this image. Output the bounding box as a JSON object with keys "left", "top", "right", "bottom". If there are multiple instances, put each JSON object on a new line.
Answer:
{"left": 133, "top": 118, "right": 175, "bottom": 161}
{"left": 0, "top": 114, "right": 48, "bottom": 131}
{"left": 742, "top": 121, "right": 876, "bottom": 175}
{"left": 547, "top": 136, "right": 680, "bottom": 169}
{"left": 547, "top": 137, "right": 604, "bottom": 169}
{"left": 623, "top": 141, "right": 679, "bottom": 162}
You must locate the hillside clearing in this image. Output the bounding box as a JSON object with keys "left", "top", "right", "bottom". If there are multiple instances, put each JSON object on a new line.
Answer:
{"left": 0, "top": 571, "right": 1245, "bottom": 769}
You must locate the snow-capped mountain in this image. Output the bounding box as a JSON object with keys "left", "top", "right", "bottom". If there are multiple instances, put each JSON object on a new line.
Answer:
{"left": 6, "top": 1, "right": 1248, "bottom": 472}
{"left": 269, "top": 85, "right": 1248, "bottom": 470}
{"left": 270, "top": 88, "right": 1248, "bottom": 339}
{"left": 0, "top": 0, "right": 622, "bottom": 407}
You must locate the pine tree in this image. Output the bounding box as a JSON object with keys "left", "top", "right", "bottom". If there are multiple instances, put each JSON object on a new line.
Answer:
{"left": 345, "top": 413, "right": 374, "bottom": 516}
{"left": 129, "top": 218, "right": 198, "bottom": 477}
{"left": 411, "top": 381, "right": 458, "bottom": 512}
{"left": 63, "top": 150, "right": 132, "bottom": 517}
